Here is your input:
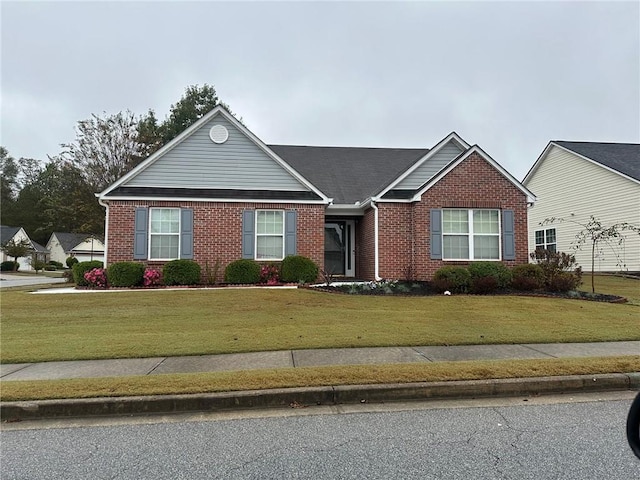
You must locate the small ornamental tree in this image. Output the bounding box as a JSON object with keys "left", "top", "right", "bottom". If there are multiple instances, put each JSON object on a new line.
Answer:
{"left": 0, "top": 239, "right": 32, "bottom": 271}
{"left": 541, "top": 216, "right": 640, "bottom": 293}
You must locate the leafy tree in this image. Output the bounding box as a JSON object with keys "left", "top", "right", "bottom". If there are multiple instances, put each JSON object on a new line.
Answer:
{"left": 0, "top": 147, "right": 19, "bottom": 224}
{"left": 1, "top": 238, "right": 32, "bottom": 271}
{"left": 159, "top": 84, "right": 220, "bottom": 143}
{"left": 541, "top": 216, "right": 640, "bottom": 293}
{"left": 61, "top": 110, "right": 151, "bottom": 191}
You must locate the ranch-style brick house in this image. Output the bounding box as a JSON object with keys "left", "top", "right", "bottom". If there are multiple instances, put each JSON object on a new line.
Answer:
{"left": 98, "top": 106, "right": 535, "bottom": 281}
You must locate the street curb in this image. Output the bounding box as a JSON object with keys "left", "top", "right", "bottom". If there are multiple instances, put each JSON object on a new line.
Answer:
{"left": 2, "top": 373, "right": 638, "bottom": 421}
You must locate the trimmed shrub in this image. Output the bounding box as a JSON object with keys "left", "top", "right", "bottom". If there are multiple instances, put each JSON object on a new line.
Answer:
{"left": 72, "top": 260, "right": 104, "bottom": 286}
{"left": 280, "top": 255, "right": 319, "bottom": 284}
{"left": 224, "top": 259, "right": 261, "bottom": 284}
{"left": 32, "top": 259, "right": 47, "bottom": 273}
{"left": 468, "top": 262, "right": 512, "bottom": 294}
{"left": 511, "top": 264, "right": 545, "bottom": 291}
{"left": 48, "top": 260, "right": 64, "bottom": 269}
{"left": 107, "top": 262, "right": 145, "bottom": 287}
{"left": 163, "top": 259, "right": 201, "bottom": 286}
{"left": 530, "top": 249, "right": 582, "bottom": 291}
{"left": 66, "top": 256, "right": 79, "bottom": 268}
{"left": 548, "top": 271, "right": 582, "bottom": 292}
{"left": 432, "top": 266, "right": 471, "bottom": 293}
{"left": 0, "top": 261, "right": 18, "bottom": 271}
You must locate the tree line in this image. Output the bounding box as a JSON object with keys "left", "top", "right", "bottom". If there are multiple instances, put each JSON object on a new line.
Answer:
{"left": 1, "top": 84, "right": 233, "bottom": 245}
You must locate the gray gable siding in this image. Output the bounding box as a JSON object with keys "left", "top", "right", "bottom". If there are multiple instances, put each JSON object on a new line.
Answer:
{"left": 125, "top": 115, "right": 309, "bottom": 192}
{"left": 394, "top": 142, "right": 464, "bottom": 189}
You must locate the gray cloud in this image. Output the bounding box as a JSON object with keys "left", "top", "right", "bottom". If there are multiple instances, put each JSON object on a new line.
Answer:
{"left": 2, "top": 1, "right": 638, "bottom": 180}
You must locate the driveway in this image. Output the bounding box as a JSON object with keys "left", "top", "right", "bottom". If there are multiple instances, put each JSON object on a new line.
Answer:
{"left": 0, "top": 273, "right": 68, "bottom": 289}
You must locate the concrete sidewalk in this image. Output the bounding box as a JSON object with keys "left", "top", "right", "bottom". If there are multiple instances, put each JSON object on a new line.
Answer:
{"left": 2, "top": 341, "right": 639, "bottom": 382}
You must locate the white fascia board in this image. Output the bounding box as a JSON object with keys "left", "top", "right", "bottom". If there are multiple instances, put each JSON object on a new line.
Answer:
{"left": 100, "top": 195, "right": 329, "bottom": 205}
{"left": 551, "top": 142, "right": 640, "bottom": 186}
{"left": 326, "top": 204, "right": 365, "bottom": 216}
{"left": 522, "top": 141, "right": 554, "bottom": 186}
{"left": 412, "top": 145, "right": 537, "bottom": 203}
{"left": 99, "top": 106, "right": 331, "bottom": 204}
{"left": 375, "top": 132, "right": 471, "bottom": 199}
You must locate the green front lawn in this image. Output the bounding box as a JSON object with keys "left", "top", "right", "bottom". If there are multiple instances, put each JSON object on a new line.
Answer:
{"left": 2, "top": 284, "right": 639, "bottom": 363}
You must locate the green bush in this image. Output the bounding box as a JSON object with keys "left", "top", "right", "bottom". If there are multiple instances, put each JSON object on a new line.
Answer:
{"left": 66, "top": 256, "right": 79, "bottom": 268}
{"left": 511, "top": 264, "right": 545, "bottom": 291}
{"left": 224, "top": 259, "right": 261, "bottom": 284}
{"left": 32, "top": 259, "right": 47, "bottom": 273}
{"left": 530, "top": 250, "right": 582, "bottom": 291}
{"left": 107, "top": 262, "right": 145, "bottom": 287}
{"left": 72, "top": 260, "right": 104, "bottom": 286}
{"left": 468, "top": 262, "right": 512, "bottom": 293}
{"left": 280, "top": 255, "right": 319, "bottom": 283}
{"left": 0, "top": 261, "right": 18, "bottom": 271}
{"left": 48, "top": 260, "right": 64, "bottom": 269}
{"left": 432, "top": 266, "right": 471, "bottom": 293}
{"left": 163, "top": 259, "right": 201, "bottom": 286}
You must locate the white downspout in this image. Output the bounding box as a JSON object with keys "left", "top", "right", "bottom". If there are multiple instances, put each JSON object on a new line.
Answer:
{"left": 98, "top": 197, "right": 109, "bottom": 266}
{"left": 371, "top": 199, "right": 382, "bottom": 281}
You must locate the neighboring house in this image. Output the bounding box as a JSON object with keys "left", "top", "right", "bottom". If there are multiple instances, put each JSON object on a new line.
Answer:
{"left": 0, "top": 225, "right": 50, "bottom": 271}
{"left": 46, "top": 232, "right": 106, "bottom": 265}
{"left": 98, "top": 106, "right": 535, "bottom": 281}
{"left": 523, "top": 141, "right": 640, "bottom": 272}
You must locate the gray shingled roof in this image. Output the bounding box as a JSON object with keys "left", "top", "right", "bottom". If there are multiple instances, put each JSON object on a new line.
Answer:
{"left": 268, "top": 145, "right": 429, "bottom": 204}
{"left": 555, "top": 141, "right": 640, "bottom": 182}
{"left": 53, "top": 232, "right": 103, "bottom": 252}
{"left": 0, "top": 225, "right": 20, "bottom": 245}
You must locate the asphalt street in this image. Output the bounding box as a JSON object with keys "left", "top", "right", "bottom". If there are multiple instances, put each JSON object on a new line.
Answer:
{"left": 2, "top": 392, "right": 639, "bottom": 479}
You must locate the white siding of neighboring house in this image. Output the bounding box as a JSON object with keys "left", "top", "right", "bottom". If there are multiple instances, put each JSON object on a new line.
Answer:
{"left": 395, "top": 141, "right": 464, "bottom": 189}
{"left": 71, "top": 238, "right": 105, "bottom": 263}
{"left": 1, "top": 228, "right": 34, "bottom": 271}
{"left": 126, "top": 114, "right": 310, "bottom": 192}
{"left": 525, "top": 145, "right": 640, "bottom": 272}
{"left": 46, "top": 234, "right": 68, "bottom": 265}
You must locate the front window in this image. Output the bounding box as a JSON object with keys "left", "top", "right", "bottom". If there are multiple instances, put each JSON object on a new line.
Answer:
{"left": 256, "top": 210, "right": 284, "bottom": 260}
{"left": 149, "top": 208, "right": 180, "bottom": 259}
{"left": 442, "top": 209, "right": 500, "bottom": 260}
{"left": 535, "top": 228, "right": 556, "bottom": 253}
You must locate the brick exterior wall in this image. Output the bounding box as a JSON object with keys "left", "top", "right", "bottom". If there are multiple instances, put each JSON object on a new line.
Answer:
{"left": 106, "top": 201, "right": 325, "bottom": 281}
{"left": 371, "top": 152, "right": 530, "bottom": 281}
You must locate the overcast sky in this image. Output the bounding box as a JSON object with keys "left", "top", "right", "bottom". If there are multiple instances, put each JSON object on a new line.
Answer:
{"left": 2, "top": 0, "right": 638, "bottom": 181}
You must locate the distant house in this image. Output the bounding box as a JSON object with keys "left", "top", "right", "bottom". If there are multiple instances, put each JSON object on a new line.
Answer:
{"left": 523, "top": 141, "right": 640, "bottom": 272}
{"left": 0, "top": 225, "right": 50, "bottom": 271}
{"left": 97, "top": 106, "right": 535, "bottom": 281}
{"left": 46, "top": 232, "right": 105, "bottom": 265}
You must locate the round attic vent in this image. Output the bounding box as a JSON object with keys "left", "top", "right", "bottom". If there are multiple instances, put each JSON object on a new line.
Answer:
{"left": 209, "top": 124, "right": 229, "bottom": 144}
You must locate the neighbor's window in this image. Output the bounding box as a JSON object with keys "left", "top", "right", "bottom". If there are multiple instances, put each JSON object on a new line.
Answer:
{"left": 442, "top": 209, "right": 500, "bottom": 260}
{"left": 256, "top": 210, "right": 284, "bottom": 260}
{"left": 149, "top": 208, "right": 180, "bottom": 259}
{"left": 535, "top": 228, "right": 556, "bottom": 253}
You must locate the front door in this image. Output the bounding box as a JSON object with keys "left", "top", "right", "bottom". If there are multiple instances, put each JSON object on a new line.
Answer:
{"left": 324, "top": 220, "right": 355, "bottom": 277}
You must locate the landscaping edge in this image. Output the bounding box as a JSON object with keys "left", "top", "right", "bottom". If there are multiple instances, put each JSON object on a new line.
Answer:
{"left": 3, "top": 373, "right": 639, "bottom": 422}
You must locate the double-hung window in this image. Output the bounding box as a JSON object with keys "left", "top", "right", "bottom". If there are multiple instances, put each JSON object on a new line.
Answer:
{"left": 442, "top": 209, "right": 500, "bottom": 260}
{"left": 149, "top": 208, "right": 180, "bottom": 260}
{"left": 535, "top": 228, "right": 556, "bottom": 253}
{"left": 256, "top": 210, "right": 284, "bottom": 260}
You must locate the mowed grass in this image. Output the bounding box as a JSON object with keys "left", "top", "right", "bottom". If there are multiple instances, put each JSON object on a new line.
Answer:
{"left": 2, "top": 356, "right": 639, "bottom": 401}
{"left": 578, "top": 274, "right": 640, "bottom": 304}
{"left": 2, "top": 281, "right": 639, "bottom": 363}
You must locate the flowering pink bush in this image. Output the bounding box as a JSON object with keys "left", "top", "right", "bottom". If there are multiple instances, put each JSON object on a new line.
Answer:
{"left": 260, "top": 264, "right": 280, "bottom": 285}
{"left": 143, "top": 268, "right": 162, "bottom": 287}
{"left": 84, "top": 268, "right": 108, "bottom": 289}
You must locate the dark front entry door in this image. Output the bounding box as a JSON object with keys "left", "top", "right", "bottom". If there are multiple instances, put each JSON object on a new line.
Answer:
{"left": 324, "top": 221, "right": 355, "bottom": 277}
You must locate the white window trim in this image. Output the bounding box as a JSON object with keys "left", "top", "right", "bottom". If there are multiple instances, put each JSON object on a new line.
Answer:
{"left": 535, "top": 227, "right": 557, "bottom": 251}
{"left": 442, "top": 209, "right": 502, "bottom": 261}
{"left": 149, "top": 207, "right": 181, "bottom": 261}
{"left": 255, "top": 209, "right": 285, "bottom": 261}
